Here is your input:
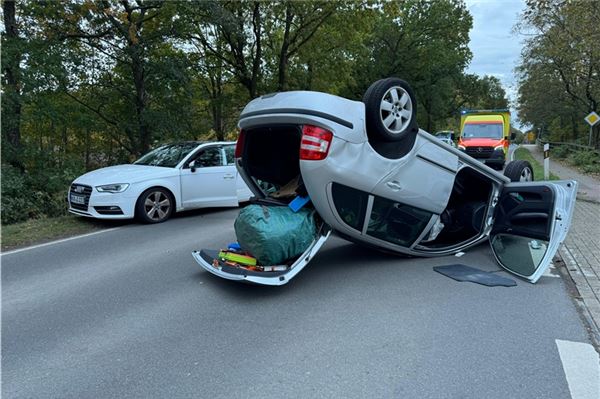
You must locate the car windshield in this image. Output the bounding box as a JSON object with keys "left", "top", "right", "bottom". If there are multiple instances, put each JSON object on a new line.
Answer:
{"left": 134, "top": 143, "right": 199, "bottom": 167}
{"left": 462, "top": 123, "right": 503, "bottom": 139}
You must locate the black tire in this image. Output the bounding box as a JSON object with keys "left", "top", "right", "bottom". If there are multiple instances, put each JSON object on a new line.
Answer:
{"left": 363, "top": 77, "right": 418, "bottom": 142}
{"left": 135, "top": 187, "right": 174, "bottom": 224}
{"left": 503, "top": 160, "right": 534, "bottom": 182}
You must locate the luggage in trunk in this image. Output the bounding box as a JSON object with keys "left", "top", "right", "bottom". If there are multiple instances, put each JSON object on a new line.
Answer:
{"left": 234, "top": 204, "right": 317, "bottom": 266}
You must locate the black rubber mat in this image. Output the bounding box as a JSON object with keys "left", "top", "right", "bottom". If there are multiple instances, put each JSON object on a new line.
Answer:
{"left": 433, "top": 264, "right": 517, "bottom": 287}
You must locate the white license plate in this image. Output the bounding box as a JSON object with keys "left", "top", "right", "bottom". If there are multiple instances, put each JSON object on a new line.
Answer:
{"left": 70, "top": 194, "right": 86, "bottom": 205}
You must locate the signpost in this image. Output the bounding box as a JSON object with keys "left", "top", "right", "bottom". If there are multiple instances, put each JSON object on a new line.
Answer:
{"left": 544, "top": 143, "right": 550, "bottom": 180}
{"left": 585, "top": 111, "right": 599, "bottom": 147}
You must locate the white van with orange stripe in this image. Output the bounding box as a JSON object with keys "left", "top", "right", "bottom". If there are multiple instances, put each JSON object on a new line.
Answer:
{"left": 457, "top": 109, "right": 513, "bottom": 170}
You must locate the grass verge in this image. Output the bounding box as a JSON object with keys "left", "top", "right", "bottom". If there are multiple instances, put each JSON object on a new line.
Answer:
{"left": 513, "top": 147, "right": 560, "bottom": 181}
{"left": 1, "top": 215, "right": 124, "bottom": 252}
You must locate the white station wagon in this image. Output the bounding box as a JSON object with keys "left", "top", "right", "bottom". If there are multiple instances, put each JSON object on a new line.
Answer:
{"left": 68, "top": 141, "right": 252, "bottom": 223}
{"left": 193, "top": 78, "right": 577, "bottom": 286}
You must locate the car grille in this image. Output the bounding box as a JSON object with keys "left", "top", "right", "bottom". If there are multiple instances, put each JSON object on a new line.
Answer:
{"left": 69, "top": 184, "right": 92, "bottom": 211}
{"left": 465, "top": 146, "right": 494, "bottom": 158}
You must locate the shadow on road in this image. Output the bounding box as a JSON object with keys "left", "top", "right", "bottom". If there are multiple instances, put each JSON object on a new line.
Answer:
{"left": 188, "top": 240, "right": 414, "bottom": 297}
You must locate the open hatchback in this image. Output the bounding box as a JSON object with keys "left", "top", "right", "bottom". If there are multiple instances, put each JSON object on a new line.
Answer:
{"left": 192, "top": 78, "right": 577, "bottom": 286}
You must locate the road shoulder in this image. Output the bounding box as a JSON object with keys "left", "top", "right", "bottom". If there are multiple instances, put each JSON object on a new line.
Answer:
{"left": 1, "top": 215, "right": 124, "bottom": 252}
{"left": 522, "top": 144, "right": 600, "bottom": 351}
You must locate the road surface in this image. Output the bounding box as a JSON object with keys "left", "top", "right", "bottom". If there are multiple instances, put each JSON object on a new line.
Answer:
{"left": 2, "top": 208, "right": 598, "bottom": 398}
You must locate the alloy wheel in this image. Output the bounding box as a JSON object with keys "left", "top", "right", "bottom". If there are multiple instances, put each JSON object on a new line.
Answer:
{"left": 520, "top": 167, "right": 533, "bottom": 182}
{"left": 144, "top": 191, "right": 171, "bottom": 221}
{"left": 379, "top": 86, "right": 413, "bottom": 135}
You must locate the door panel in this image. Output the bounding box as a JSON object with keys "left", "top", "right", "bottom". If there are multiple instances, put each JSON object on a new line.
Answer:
{"left": 490, "top": 181, "right": 577, "bottom": 283}
{"left": 492, "top": 185, "right": 554, "bottom": 241}
{"left": 370, "top": 142, "right": 457, "bottom": 214}
{"left": 180, "top": 147, "right": 238, "bottom": 208}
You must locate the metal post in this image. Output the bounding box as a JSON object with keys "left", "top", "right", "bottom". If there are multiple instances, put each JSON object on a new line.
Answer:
{"left": 543, "top": 143, "right": 550, "bottom": 180}
{"left": 589, "top": 125, "right": 593, "bottom": 147}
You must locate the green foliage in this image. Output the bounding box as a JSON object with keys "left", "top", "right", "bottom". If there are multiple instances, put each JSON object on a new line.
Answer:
{"left": 1, "top": 157, "right": 84, "bottom": 224}
{"left": 551, "top": 145, "right": 570, "bottom": 159}
{"left": 567, "top": 151, "right": 600, "bottom": 173}
{"left": 516, "top": 0, "right": 599, "bottom": 148}
{"left": 1, "top": 0, "right": 512, "bottom": 225}
{"left": 545, "top": 145, "right": 600, "bottom": 173}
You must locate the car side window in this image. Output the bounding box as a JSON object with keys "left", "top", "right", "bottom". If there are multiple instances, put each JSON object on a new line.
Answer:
{"left": 331, "top": 183, "right": 368, "bottom": 231}
{"left": 224, "top": 145, "right": 235, "bottom": 165}
{"left": 367, "top": 196, "right": 432, "bottom": 247}
{"left": 191, "top": 147, "right": 223, "bottom": 168}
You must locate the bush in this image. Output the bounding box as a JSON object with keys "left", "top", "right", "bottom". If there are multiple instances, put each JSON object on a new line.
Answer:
{"left": 566, "top": 150, "right": 600, "bottom": 173}
{"left": 1, "top": 164, "right": 39, "bottom": 224}
{"left": 551, "top": 145, "right": 570, "bottom": 159}
{"left": 1, "top": 160, "right": 84, "bottom": 225}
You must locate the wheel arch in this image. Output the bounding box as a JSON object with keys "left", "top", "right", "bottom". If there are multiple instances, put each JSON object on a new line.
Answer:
{"left": 135, "top": 185, "right": 178, "bottom": 218}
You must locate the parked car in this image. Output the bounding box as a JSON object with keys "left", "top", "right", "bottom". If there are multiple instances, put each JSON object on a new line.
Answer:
{"left": 434, "top": 130, "right": 456, "bottom": 147}
{"left": 68, "top": 141, "right": 252, "bottom": 223}
{"left": 193, "top": 78, "right": 576, "bottom": 285}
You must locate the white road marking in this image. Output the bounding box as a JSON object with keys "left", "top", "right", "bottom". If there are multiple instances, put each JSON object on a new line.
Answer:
{"left": 1, "top": 227, "right": 123, "bottom": 257}
{"left": 556, "top": 339, "right": 600, "bottom": 399}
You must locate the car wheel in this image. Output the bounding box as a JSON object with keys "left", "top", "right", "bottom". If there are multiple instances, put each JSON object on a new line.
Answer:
{"left": 503, "top": 160, "right": 534, "bottom": 182}
{"left": 363, "top": 77, "right": 418, "bottom": 142}
{"left": 136, "top": 187, "right": 174, "bottom": 223}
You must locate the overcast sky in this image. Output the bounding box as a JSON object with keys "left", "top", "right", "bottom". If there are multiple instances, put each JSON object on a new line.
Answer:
{"left": 464, "top": 0, "right": 526, "bottom": 125}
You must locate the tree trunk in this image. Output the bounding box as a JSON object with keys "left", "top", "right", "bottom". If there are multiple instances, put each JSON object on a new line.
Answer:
{"left": 277, "top": 4, "right": 293, "bottom": 92}
{"left": 307, "top": 61, "right": 314, "bottom": 90}
{"left": 130, "top": 46, "right": 149, "bottom": 156}
{"left": 62, "top": 126, "right": 68, "bottom": 155}
{"left": 85, "top": 127, "right": 91, "bottom": 170}
{"left": 212, "top": 42, "right": 225, "bottom": 141}
{"left": 2, "top": 0, "right": 23, "bottom": 167}
{"left": 249, "top": 1, "right": 262, "bottom": 98}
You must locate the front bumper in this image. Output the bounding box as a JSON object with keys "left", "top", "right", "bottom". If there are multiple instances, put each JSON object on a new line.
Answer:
{"left": 68, "top": 188, "right": 135, "bottom": 219}
{"left": 482, "top": 158, "right": 505, "bottom": 167}
{"left": 460, "top": 148, "right": 505, "bottom": 168}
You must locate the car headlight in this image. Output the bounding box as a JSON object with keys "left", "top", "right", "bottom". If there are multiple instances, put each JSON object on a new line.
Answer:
{"left": 458, "top": 145, "right": 466, "bottom": 151}
{"left": 96, "top": 183, "right": 130, "bottom": 193}
{"left": 494, "top": 145, "right": 505, "bottom": 151}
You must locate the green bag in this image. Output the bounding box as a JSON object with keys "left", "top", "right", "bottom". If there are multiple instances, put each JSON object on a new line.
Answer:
{"left": 234, "top": 205, "right": 316, "bottom": 265}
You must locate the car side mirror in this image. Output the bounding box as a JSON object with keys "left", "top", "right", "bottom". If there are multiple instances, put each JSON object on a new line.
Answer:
{"left": 189, "top": 160, "right": 196, "bottom": 173}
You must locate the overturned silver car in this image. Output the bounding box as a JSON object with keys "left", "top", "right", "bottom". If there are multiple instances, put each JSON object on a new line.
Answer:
{"left": 193, "top": 78, "right": 577, "bottom": 286}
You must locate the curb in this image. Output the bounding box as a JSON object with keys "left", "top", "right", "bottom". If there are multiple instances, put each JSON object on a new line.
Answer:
{"left": 557, "top": 248, "right": 600, "bottom": 352}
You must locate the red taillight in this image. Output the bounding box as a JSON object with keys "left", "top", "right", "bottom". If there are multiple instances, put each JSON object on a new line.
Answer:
{"left": 300, "top": 125, "right": 333, "bottom": 161}
{"left": 235, "top": 130, "right": 245, "bottom": 158}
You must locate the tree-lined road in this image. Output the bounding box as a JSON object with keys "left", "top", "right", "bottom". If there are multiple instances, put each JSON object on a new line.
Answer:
{"left": 2, "top": 208, "right": 596, "bottom": 398}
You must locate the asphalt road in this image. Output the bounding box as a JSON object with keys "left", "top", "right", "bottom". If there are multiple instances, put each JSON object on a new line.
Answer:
{"left": 1, "top": 208, "right": 595, "bottom": 398}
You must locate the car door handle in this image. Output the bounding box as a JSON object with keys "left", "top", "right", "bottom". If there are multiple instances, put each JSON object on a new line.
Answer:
{"left": 386, "top": 181, "right": 402, "bottom": 191}
{"left": 223, "top": 174, "right": 235, "bottom": 180}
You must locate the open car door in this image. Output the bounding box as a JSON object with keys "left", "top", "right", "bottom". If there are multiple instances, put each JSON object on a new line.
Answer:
{"left": 490, "top": 180, "right": 577, "bottom": 283}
